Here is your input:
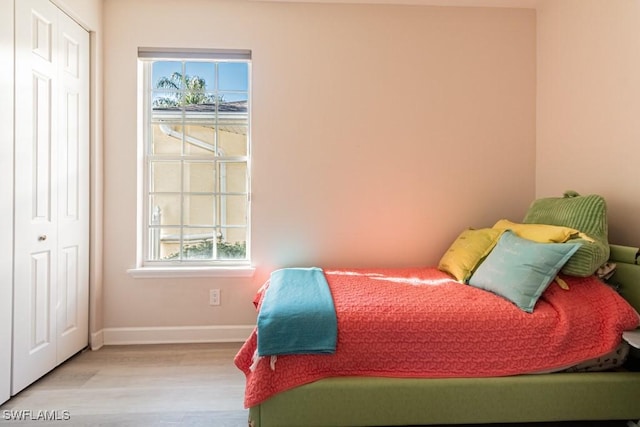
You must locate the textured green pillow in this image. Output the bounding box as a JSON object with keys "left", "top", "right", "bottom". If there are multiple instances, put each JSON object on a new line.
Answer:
{"left": 522, "top": 191, "right": 609, "bottom": 277}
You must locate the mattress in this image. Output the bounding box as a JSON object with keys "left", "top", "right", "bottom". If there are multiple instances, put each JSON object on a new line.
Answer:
{"left": 235, "top": 267, "right": 639, "bottom": 408}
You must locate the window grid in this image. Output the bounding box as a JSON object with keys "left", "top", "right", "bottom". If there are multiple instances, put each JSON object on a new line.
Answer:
{"left": 141, "top": 56, "right": 250, "bottom": 265}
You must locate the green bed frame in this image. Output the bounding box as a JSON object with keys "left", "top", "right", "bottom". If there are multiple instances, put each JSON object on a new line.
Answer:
{"left": 248, "top": 244, "right": 640, "bottom": 427}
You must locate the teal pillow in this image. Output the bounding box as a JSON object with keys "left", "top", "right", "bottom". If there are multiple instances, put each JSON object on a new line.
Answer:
{"left": 468, "top": 231, "right": 581, "bottom": 313}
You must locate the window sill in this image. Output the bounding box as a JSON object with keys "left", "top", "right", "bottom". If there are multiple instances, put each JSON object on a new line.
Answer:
{"left": 127, "top": 266, "right": 256, "bottom": 279}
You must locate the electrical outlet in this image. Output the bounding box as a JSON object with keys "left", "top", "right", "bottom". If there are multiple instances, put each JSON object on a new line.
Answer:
{"left": 209, "top": 289, "right": 221, "bottom": 306}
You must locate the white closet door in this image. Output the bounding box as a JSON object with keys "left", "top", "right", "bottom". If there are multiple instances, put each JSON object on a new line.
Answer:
{"left": 55, "top": 4, "right": 89, "bottom": 364}
{"left": 13, "top": 0, "right": 60, "bottom": 394}
{"left": 13, "top": 0, "right": 89, "bottom": 395}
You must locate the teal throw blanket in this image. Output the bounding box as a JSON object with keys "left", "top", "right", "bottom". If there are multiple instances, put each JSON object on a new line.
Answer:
{"left": 257, "top": 267, "right": 337, "bottom": 357}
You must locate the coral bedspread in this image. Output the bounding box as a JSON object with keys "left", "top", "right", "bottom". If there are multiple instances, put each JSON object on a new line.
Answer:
{"left": 234, "top": 267, "right": 639, "bottom": 408}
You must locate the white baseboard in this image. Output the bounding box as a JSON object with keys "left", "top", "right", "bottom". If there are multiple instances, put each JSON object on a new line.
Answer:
{"left": 98, "top": 325, "right": 255, "bottom": 346}
{"left": 90, "top": 329, "right": 105, "bottom": 350}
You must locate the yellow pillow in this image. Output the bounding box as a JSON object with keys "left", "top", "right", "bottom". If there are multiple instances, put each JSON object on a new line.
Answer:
{"left": 492, "top": 219, "right": 593, "bottom": 243}
{"left": 438, "top": 228, "right": 504, "bottom": 283}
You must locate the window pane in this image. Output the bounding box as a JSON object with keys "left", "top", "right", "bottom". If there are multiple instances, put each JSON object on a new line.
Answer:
{"left": 152, "top": 62, "right": 183, "bottom": 109}
{"left": 149, "top": 194, "right": 181, "bottom": 226}
{"left": 152, "top": 61, "right": 183, "bottom": 89}
{"left": 183, "top": 161, "right": 215, "bottom": 193}
{"left": 151, "top": 123, "right": 182, "bottom": 155}
{"left": 219, "top": 93, "right": 248, "bottom": 124}
{"left": 151, "top": 102, "right": 181, "bottom": 124}
{"left": 217, "top": 228, "right": 247, "bottom": 260}
{"left": 152, "top": 90, "right": 181, "bottom": 109}
{"left": 184, "top": 195, "right": 215, "bottom": 226}
{"left": 155, "top": 227, "right": 181, "bottom": 260}
{"left": 219, "top": 62, "right": 248, "bottom": 91}
{"left": 221, "top": 162, "right": 247, "bottom": 192}
{"left": 182, "top": 91, "right": 212, "bottom": 108}
{"left": 218, "top": 128, "right": 248, "bottom": 157}
{"left": 219, "top": 92, "right": 248, "bottom": 107}
{"left": 184, "top": 62, "right": 215, "bottom": 90}
{"left": 183, "top": 102, "right": 216, "bottom": 124}
{"left": 150, "top": 161, "right": 181, "bottom": 193}
{"left": 182, "top": 228, "right": 215, "bottom": 260}
{"left": 183, "top": 122, "right": 216, "bottom": 155}
{"left": 181, "top": 72, "right": 213, "bottom": 108}
{"left": 221, "top": 195, "right": 247, "bottom": 226}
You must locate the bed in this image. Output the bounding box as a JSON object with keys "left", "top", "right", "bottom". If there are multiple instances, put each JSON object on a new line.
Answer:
{"left": 235, "top": 193, "right": 640, "bottom": 427}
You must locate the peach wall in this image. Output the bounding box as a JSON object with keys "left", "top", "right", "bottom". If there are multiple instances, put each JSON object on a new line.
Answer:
{"left": 51, "top": 0, "right": 102, "bottom": 30}
{"left": 102, "top": 0, "right": 536, "bottom": 332}
{"left": 536, "top": 0, "right": 640, "bottom": 246}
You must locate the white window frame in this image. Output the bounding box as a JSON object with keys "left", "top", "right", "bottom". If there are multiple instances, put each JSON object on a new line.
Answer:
{"left": 128, "top": 48, "right": 254, "bottom": 278}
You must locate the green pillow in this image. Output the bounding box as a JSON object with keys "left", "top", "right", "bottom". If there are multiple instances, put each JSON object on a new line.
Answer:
{"left": 468, "top": 231, "right": 581, "bottom": 313}
{"left": 522, "top": 191, "right": 609, "bottom": 277}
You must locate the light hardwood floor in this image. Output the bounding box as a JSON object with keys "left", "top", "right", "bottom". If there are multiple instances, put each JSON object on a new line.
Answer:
{"left": 0, "top": 343, "right": 249, "bottom": 426}
{"left": 0, "top": 343, "right": 635, "bottom": 427}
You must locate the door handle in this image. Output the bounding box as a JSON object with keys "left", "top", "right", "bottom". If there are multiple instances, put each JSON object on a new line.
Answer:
{"left": 38, "top": 235, "right": 47, "bottom": 241}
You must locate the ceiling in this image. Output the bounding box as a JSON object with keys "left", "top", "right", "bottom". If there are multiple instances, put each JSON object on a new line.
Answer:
{"left": 249, "top": 0, "right": 538, "bottom": 8}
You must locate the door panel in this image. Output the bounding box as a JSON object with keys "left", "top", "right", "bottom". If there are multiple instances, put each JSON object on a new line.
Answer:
{"left": 56, "top": 5, "right": 89, "bottom": 364}
{"left": 13, "top": 0, "right": 59, "bottom": 395}
{"left": 59, "top": 245, "right": 79, "bottom": 336}
{"left": 62, "top": 91, "right": 79, "bottom": 219}
{"left": 31, "top": 11, "right": 53, "bottom": 62}
{"left": 31, "top": 251, "right": 52, "bottom": 352}
{"left": 33, "top": 72, "right": 53, "bottom": 221}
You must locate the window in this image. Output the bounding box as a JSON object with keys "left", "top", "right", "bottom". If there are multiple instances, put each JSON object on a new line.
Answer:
{"left": 136, "top": 49, "right": 251, "bottom": 271}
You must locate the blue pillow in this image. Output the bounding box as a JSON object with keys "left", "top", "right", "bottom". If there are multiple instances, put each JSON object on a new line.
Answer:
{"left": 468, "top": 231, "right": 581, "bottom": 313}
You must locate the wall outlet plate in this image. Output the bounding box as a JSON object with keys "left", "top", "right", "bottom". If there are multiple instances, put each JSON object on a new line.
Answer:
{"left": 209, "top": 289, "right": 220, "bottom": 306}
